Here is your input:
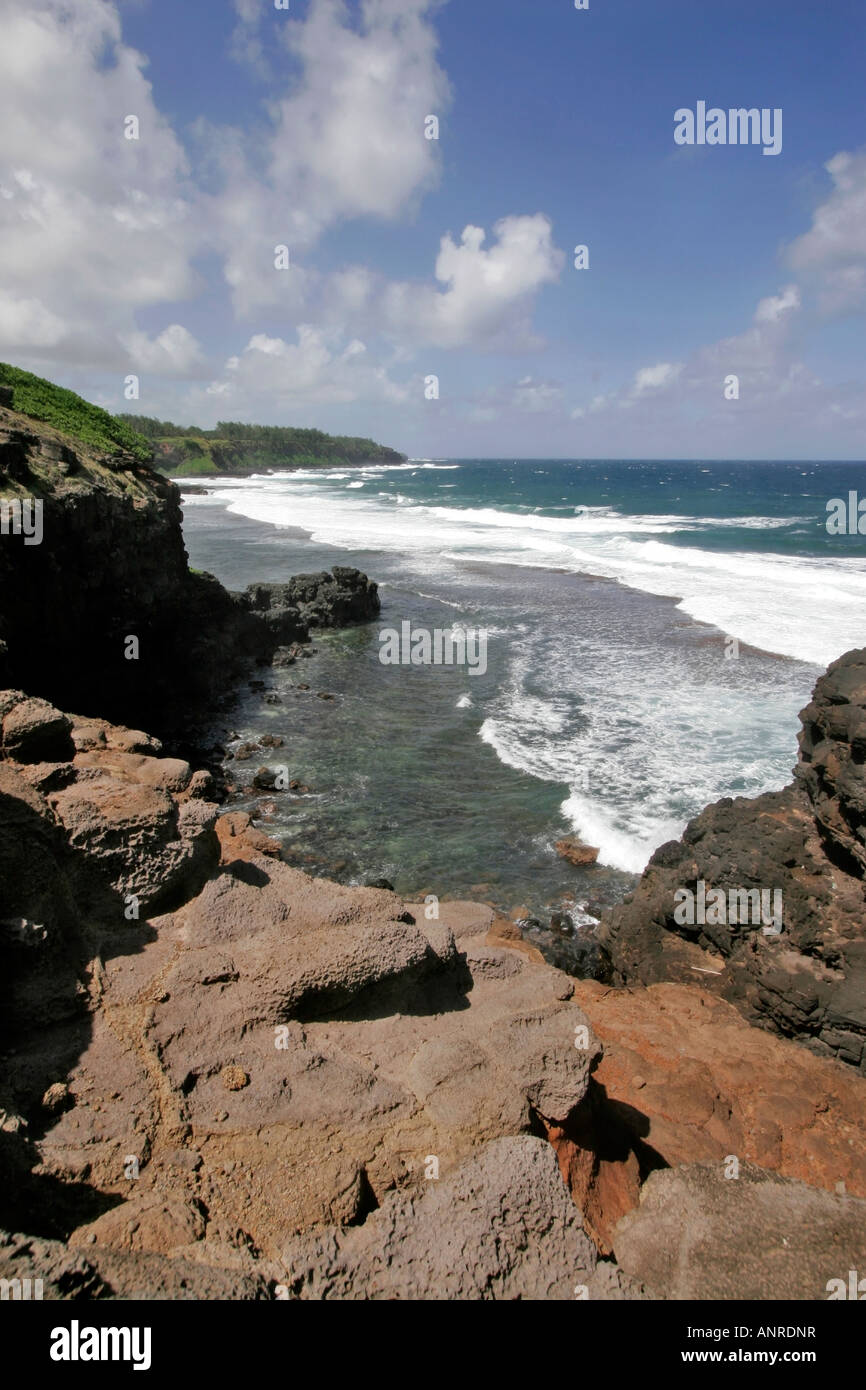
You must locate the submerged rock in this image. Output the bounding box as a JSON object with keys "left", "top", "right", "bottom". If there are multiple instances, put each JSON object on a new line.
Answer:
{"left": 252, "top": 767, "right": 283, "bottom": 790}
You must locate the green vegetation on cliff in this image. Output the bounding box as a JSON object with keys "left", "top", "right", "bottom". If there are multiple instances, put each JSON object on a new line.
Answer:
{"left": 0, "top": 362, "right": 405, "bottom": 477}
{"left": 0, "top": 362, "right": 152, "bottom": 463}
{"left": 118, "top": 415, "right": 407, "bottom": 476}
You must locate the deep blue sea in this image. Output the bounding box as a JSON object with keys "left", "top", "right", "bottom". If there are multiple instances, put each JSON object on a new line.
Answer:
{"left": 180, "top": 458, "right": 866, "bottom": 949}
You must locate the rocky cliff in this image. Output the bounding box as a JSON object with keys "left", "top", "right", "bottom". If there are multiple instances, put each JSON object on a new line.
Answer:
{"left": 597, "top": 648, "right": 866, "bottom": 1072}
{"left": 0, "top": 404, "right": 378, "bottom": 738}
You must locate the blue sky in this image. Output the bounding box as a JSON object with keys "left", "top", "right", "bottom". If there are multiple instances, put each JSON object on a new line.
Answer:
{"left": 1, "top": 0, "right": 865, "bottom": 456}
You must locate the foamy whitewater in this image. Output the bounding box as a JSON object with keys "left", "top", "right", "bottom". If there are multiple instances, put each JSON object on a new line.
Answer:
{"left": 180, "top": 458, "right": 866, "bottom": 883}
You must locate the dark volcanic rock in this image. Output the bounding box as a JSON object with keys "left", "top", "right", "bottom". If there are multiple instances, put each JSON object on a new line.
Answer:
{"left": 0, "top": 407, "right": 379, "bottom": 737}
{"left": 796, "top": 647, "right": 866, "bottom": 873}
{"left": 597, "top": 648, "right": 866, "bottom": 1070}
{"left": 252, "top": 766, "right": 286, "bottom": 791}
{"left": 242, "top": 567, "right": 379, "bottom": 643}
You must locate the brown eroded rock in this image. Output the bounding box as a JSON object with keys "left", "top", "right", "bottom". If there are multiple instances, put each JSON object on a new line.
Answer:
{"left": 70, "top": 722, "right": 162, "bottom": 757}
{"left": 560, "top": 980, "right": 866, "bottom": 1231}
{"left": 155, "top": 857, "right": 441, "bottom": 1030}
{"left": 216, "top": 811, "right": 281, "bottom": 861}
{"left": 0, "top": 1227, "right": 274, "bottom": 1299}
{"left": 221, "top": 1066, "right": 249, "bottom": 1092}
{"left": 41, "top": 1082, "right": 72, "bottom": 1115}
{"left": 69, "top": 1194, "right": 207, "bottom": 1257}
{"left": 555, "top": 835, "right": 600, "bottom": 866}
{"left": 32, "top": 882, "right": 602, "bottom": 1269}
{"left": 73, "top": 749, "right": 192, "bottom": 794}
{"left": 0, "top": 692, "right": 73, "bottom": 763}
{"left": 280, "top": 1136, "right": 643, "bottom": 1301}
{"left": 613, "top": 1162, "right": 866, "bottom": 1301}
{"left": 486, "top": 913, "right": 546, "bottom": 965}
{"left": 404, "top": 899, "right": 495, "bottom": 940}
{"left": 47, "top": 775, "right": 219, "bottom": 917}
{"left": 0, "top": 698, "right": 222, "bottom": 921}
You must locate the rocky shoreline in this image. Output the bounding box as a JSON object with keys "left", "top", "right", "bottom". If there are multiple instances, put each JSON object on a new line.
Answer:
{"left": 594, "top": 648, "right": 866, "bottom": 1073}
{"left": 2, "top": 402, "right": 866, "bottom": 1300}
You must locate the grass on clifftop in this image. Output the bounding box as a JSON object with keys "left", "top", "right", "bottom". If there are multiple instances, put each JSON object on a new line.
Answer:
{"left": 0, "top": 362, "right": 404, "bottom": 476}
{"left": 0, "top": 362, "right": 152, "bottom": 464}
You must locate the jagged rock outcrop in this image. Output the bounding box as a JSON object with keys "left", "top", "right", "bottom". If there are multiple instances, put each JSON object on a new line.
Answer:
{"left": 244, "top": 569, "right": 379, "bottom": 641}
{"left": 597, "top": 648, "right": 866, "bottom": 1070}
{"left": 0, "top": 406, "right": 379, "bottom": 736}
{"left": 796, "top": 648, "right": 866, "bottom": 872}
{"left": 0, "top": 692, "right": 221, "bottom": 930}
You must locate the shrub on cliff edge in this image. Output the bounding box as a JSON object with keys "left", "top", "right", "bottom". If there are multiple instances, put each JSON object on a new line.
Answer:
{"left": 0, "top": 362, "right": 152, "bottom": 464}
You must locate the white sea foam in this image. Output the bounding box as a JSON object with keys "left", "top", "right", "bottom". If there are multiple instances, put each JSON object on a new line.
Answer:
{"left": 559, "top": 792, "right": 677, "bottom": 875}
{"left": 479, "top": 633, "right": 805, "bottom": 873}
{"left": 191, "top": 470, "right": 850, "bottom": 876}
{"left": 212, "top": 478, "right": 863, "bottom": 666}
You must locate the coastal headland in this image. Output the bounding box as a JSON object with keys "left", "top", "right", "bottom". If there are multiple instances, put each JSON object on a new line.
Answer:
{"left": 2, "top": 378, "right": 865, "bottom": 1300}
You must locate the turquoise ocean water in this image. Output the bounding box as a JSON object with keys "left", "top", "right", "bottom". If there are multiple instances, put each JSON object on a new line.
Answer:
{"left": 180, "top": 458, "right": 866, "bottom": 949}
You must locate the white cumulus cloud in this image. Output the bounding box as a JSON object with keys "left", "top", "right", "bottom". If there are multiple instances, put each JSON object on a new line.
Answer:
{"left": 119, "top": 324, "right": 205, "bottom": 375}
{"left": 632, "top": 362, "right": 683, "bottom": 395}
{"left": 203, "top": 325, "right": 411, "bottom": 411}
{"left": 0, "top": 0, "right": 200, "bottom": 368}
{"left": 787, "top": 149, "right": 866, "bottom": 314}
{"left": 211, "top": 0, "right": 451, "bottom": 316}
{"left": 382, "top": 215, "right": 564, "bottom": 349}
